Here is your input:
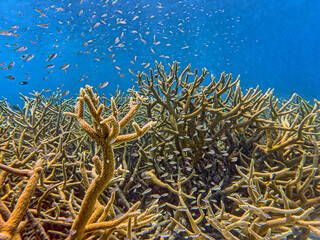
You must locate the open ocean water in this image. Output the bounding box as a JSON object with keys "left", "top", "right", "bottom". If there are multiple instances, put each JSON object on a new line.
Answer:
{"left": 0, "top": 0, "right": 319, "bottom": 105}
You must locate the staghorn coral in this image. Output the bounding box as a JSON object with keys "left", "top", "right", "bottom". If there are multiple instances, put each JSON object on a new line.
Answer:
{"left": 0, "top": 62, "right": 319, "bottom": 240}
{"left": 64, "top": 85, "right": 156, "bottom": 239}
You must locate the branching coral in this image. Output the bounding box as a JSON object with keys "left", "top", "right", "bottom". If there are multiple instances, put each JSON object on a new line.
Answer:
{"left": 0, "top": 63, "right": 319, "bottom": 240}
{"left": 64, "top": 85, "right": 156, "bottom": 239}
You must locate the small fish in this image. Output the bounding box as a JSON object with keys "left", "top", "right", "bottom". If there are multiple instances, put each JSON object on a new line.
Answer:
{"left": 60, "top": 63, "right": 69, "bottom": 70}
{"left": 15, "top": 46, "right": 27, "bottom": 51}
{"left": 115, "top": 65, "right": 122, "bottom": 70}
{"left": 98, "top": 81, "right": 109, "bottom": 89}
{"left": 61, "top": 90, "right": 70, "bottom": 97}
{"left": 9, "top": 25, "right": 19, "bottom": 30}
{"left": 142, "top": 188, "right": 152, "bottom": 195}
{"left": 45, "top": 64, "right": 55, "bottom": 69}
{"left": 0, "top": 31, "right": 13, "bottom": 36}
{"left": 93, "top": 22, "right": 100, "bottom": 28}
{"left": 26, "top": 146, "right": 38, "bottom": 152}
{"left": 150, "top": 194, "right": 161, "bottom": 199}
{"left": 143, "top": 62, "right": 150, "bottom": 69}
{"left": 6, "top": 75, "right": 15, "bottom": 80}
{"left": 25, "top": 54, "right": 34, "bottom": 62}
{"left": 19, "top": 81, "right": 28, "bottom": 85}
{"left": 78, "top": 10, "right": 83, "bottom": 16}
{"left": 8, "top": 61, "right": 15, "bottom": 70}
{"left": 47, "top": 53, "right": 57, "bottom": 61}
{"left": 177, "top": 207, "right": 188, "bottom": 212}
{"left": 37, "top": 24, "right": 49, "bottom": 28}
{"left": 34, "top": 8, "right": 43, "bottom": 14}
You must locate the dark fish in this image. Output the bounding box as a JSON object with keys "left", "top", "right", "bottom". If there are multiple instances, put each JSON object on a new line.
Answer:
{"left": 19, "top": 81, "right": 28, "bottom": 85}
{"left": 8, "top": 61, "right": 15, "bottom": 70}
{"left": 6, "top": 75, "right": 15, "bottom": 80}
{"left": 47, "top": 53, "right": 57, "bottom": 61}
{"left": 11, "top": 105, "right": 21, "bottom": 111}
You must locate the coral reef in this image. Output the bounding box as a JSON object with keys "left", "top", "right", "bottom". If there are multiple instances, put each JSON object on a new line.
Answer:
{"left": 0, "top": 62, "right": 319, "bottom": 240}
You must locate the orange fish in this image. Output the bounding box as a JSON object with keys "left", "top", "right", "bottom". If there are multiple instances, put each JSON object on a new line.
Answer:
{"left": 37, "top": 24, "right": 49, "bottom": 28}
{"left": 6, "top": 75, "right": 15, "bottom": 80}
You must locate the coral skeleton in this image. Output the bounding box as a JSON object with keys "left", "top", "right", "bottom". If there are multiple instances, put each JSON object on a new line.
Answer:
{"left": 0, "top": 63, "right": 319, "bottom": 239}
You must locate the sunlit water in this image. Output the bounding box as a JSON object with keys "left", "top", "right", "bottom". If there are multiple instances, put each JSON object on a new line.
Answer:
{"left": 0, "top": 0, "right": 319, "bottom": 104}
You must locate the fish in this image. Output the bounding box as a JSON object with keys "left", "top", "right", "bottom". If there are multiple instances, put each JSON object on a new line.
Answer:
{"left": 142, "top": 188, "right": 152, "bottom": 195}
{"left": 0, "top": 31, "right": 13, "bottom": 36}
{"left": 93, "top": 22, "right": 101, "bottom": 28}
{"left": 15, "top": 46, "right": 27, "bottom": 51}
{"left": 78, "top": 10, "right": 83, "bottom": 16}
{"left": 45, "top": 64, "right": 55, "bottom": 69}
{"left": 37, "top": 24, "right": 49, "bottom": 28}
{"left": 47, "top": 53, "right": 57, "bottom": 61}
{"left": 143, "top": 63, "right": 150, "bottom": 69}
{"left": 61, "top": 90, "right": 70, "bottom": 97}
{"left": 98, "top": 81, "right": 109, "bottom": 89}
{"left": 6, "top": 75, "right": 15, "bottom": 80}
{"left": 25, "top": 54, "right": 34, "bottom": 62}
{"left": 60, "top": 64, "right": 69, "bottom": 70}
{"left": 129, "top": 69, "right": 135, "bottom": 75}
{"left": 19, "top": 81, "right": 28, "bottom": 85}
{"left": 34, "top": 8, "right": 43, "bottom": 14}
{"left": 8, "top": 61, "right": 15, "bottom": 70}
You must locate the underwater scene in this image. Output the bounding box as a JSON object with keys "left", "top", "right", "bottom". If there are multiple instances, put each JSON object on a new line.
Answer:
{"left": 0, "top": 0, "right": 320, "bottom": 239}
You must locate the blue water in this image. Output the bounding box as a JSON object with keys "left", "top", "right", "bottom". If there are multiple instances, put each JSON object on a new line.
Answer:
{"left": 0, "top": 0, "right": 319, "bottom": 105}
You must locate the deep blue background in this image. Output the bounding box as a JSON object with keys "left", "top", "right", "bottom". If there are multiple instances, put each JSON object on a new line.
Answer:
{"left": 0, "top": 0, "right": 319, "bottom": 105}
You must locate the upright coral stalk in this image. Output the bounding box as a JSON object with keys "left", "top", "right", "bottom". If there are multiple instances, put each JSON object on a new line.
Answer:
{"left": 0, "top": 157, "right": 44, "bottom": 240}
{"left": 64, "top": 85, "right": 154, "bottom": 240}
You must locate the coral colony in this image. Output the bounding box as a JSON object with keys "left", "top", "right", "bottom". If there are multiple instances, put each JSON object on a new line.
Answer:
{"left": 0, "top": 62, "right": 320, "bottom": 239}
